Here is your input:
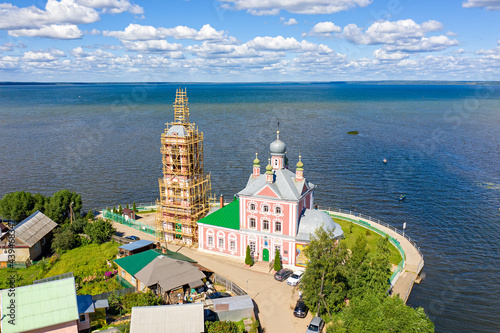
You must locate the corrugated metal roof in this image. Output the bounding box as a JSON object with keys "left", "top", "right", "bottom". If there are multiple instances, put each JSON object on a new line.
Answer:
{"left": 77, "top": 295, "right": 95, "bottom": 314}
{"left": 94, "top": 299, "right": 109, "bottom": 309}
{"left": 114, "top": 249, "right": 197, "bottom": 277}
{"left": 296, "top": 209, "right": 344, "bottom": 241}
{"left": 238, "top": 169, "right": 314, "bottom": 201}
{"left": 0, "top": 277, "right": 78, "bottom": 333}
{"left": 197, "top": 199, "right": 239, "bottom": 230}
{"left": 212, "top": 295, "right": 254, "bottom": 312}
{"left": 119, "top": 240, "right": 155, "bottom": 251}
{"left": 130, "top": 303, "right": 204, "bottom": 333}
{"left": 13, "top": 211, "right": 57, "bottom": 247}
{"left": 135, "top": 256, "right": 206, "bottom": 291}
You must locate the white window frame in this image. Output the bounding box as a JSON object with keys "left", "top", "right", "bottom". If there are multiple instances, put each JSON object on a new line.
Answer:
{"left": 262, "top": 205, "right": 269, "bottom": 213}
{"left": 79, "top": 314, "right": 86, "bottom": 323}
{"left": 121, "top": 270, "right": 125, "bottom": 278}
{"left": 274, "top": 245, "right": 282, "bottom": 260}
{"left": 275, "top": 221, "right": 282, "bottom": 233}
{"left": 275, "top": 206, "right": 281, "bottom": 214}
{"left": 208, "top": 235, "right": 214, "bottom": 246}
{"left": 218, "top": 237, "right": 225, "bottom": 249}
{"left": 131, "top": 276, "right": 136, "bottom": 285}
{"left": 250, "top": 203, "right": 255, "bottom": 211}
{"left": 230, "top": 240, "right": 236, "bottom": 251}
{"left": 249, "top": 218, "right": 256, "bottom": 229}
{"left": 249, "top": 241, "right": 256, "bottom": 257}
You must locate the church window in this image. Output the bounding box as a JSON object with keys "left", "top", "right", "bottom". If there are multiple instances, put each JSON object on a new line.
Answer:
{"left": 249, "top": 218, "right": 256, "bottom": 228}
{"left": 250, "top": 203, "right": 255, "bottom": 210}
{"left": 218, "top": 238, "right": 225, "bottom": 249}
{"left": 208, "top": 235, "right": 214, "bottom": 246}
{"left": 249, "top": 241, "right": 256, "bottom": 256}
{"left": 275, "top": 206, "right": 281, "bottom": 214}
{"left": 230, "top": 240, "right": 236, "bottom": 251}
{"left": 263, "top": 205, "right": 269, "bottom": 213}
{"left": 275, "top": 222, "right": 282, "bottom": 232}
{"left": 263, "top": 220, "right": 269, "bottom": 231}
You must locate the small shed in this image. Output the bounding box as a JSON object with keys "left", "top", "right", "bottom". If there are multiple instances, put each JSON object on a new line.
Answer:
{"left": 212, "top": 295, "right": 254, "bottom": 322}
{"left": 122, "top": 208, "right": 136, "bottom": 220}
{"left": 130, "top": 303, "right": 204, "bottom": 333}
{"left": 76, "top": 295, "right": 95, "bottom": 331}
{"left": 118, "top": 240, "right": 155, "bottom": 257}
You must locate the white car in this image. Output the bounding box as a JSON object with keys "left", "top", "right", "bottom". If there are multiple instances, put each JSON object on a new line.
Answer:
{"left": 286, "top": 270, "right": 304, "bottom": 286}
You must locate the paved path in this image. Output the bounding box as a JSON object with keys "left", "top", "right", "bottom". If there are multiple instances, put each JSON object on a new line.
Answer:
{"left": 329, "top": 211, "right": 424, "bottom": 303}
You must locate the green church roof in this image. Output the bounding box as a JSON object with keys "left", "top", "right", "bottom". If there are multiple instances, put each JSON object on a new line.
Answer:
{"left": 114, "top": 249, "right": 197, "bottom": 276}
{"left": 198, "top": 199, "right": 240, "bottom": 230}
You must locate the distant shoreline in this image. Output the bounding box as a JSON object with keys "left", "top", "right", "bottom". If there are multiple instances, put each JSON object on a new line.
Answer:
{"left": 1, "top": 80, "right": 500, "bottom": 86}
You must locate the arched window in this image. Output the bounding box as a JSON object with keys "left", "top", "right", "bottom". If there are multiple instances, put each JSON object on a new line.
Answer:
{"left": 275, "top": 221, "right": 282, "bottom": 232}
{"left": 263, "top": 205, "right": 269, "bottom": 213}
{"left": 208, "top": 235, "right": 214, "bottom": 246}
{"left": 275, "top": 206, "right": 281, "bottom": 214}
{"left": 250, "top": 203, "right": 255, "bottom": 210}
{"left": 249, "top": 218, "right": 256, "bottom": 228}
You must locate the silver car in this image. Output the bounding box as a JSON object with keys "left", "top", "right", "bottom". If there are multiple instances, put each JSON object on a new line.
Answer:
{"left": 306, "top": 316, "right": 325, "bottom": 333}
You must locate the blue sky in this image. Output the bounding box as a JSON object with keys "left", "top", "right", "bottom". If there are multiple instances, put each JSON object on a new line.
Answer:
{"left": 0, "top": 0, "right": 499, "bottom": 82}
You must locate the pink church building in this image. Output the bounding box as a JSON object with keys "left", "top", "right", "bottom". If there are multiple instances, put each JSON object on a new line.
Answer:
{"left": 197, "top": 129, "right": 344, "bottom": 267}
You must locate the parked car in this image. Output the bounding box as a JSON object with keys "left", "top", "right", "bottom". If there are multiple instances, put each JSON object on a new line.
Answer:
{"left": 293, "top": 299, "right": 308, "bottom": 318}
{"left": 124, "top": 235, "right": 140, "bottom": 241}
{"left": 207, "top": 292, "right": 231, "bottom": 299}
{"left": 274, "top": 268, "right": 294, "bottom": 282}
{"left": 306, "top": 316, "right": 325, "bottom": 333}
{"left": 286, "top": 270, "right": 305, "bottom": 286}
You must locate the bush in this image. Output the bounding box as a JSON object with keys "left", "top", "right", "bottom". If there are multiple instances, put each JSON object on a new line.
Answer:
{"left": 273, "top": 248, "right": 282, "bottom": 271}
{"left": 245, "top": 245, "right": 253, "bottom": 266}
{"left": 71, "top": 217, "right": 89, "bottom": 234}
{"left": 84, "top": 219, "right": 116, "bottom": 244}
{"left": 52, "top": 227, "right": 78, "bottom": 253}
{"left": 205, "top": 321, "right": 242, "bottom": 333}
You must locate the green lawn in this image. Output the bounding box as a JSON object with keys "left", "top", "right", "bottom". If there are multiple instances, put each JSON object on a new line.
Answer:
{"left": 1, "top": 242, "right": 122, "bottom": 295}
{"left": 334, "top": 218, "right": 403, "bottom": 266}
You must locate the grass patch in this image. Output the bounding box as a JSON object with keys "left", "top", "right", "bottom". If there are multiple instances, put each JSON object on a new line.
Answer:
{"left": 136, "top": 209, "right": 156, "bottom": 214}
{"left": 1, "top": 242, "right": 122, "bottom": 295}
{"left": 334, "top": 218, "right": 402, "bottom": 265}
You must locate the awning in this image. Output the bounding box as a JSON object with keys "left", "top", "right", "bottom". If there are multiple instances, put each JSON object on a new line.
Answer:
{"left": 188, "top": 279, "right": 204, "bottom": 288}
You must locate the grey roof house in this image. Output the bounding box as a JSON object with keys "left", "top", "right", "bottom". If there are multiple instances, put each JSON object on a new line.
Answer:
{"left": 130, "top": 303, "right": 204, "bottom": 333}
{"left": 0, "top": 211, "right": 57, "bottom": 266}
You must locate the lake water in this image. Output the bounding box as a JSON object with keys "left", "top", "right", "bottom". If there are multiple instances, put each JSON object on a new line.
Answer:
{"left": 0, "top": 82, "right": 499, "bottom": 332}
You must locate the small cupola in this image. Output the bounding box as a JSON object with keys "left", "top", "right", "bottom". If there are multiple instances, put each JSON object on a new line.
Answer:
{"left": 253, "top": 152, "right": 260, "bottom": 177}
{"left": 296, "top": 155, "right": 304, "bottom": 181}
{"left": 265, "top": 158, "right": 274, "bottom": 183}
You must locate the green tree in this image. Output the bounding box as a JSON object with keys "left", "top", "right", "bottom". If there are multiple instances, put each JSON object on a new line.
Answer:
{"left": 126, "top": 203, "right": 129, "bottom": 210}
{"left": 120, "top": 291, "right": 163, "bottom": 313}
{"left": 71, "top": 217, "right": 89, "bottom": 234}
{"left": 85, "top": 210, "right": 94, "bottom": 221}
{"left": 45, "top": 190, "right": 82, "bottom": 224}
{"left": 245, "top": 245, "right": 253, "bottom": 266}
{"left": 273, "top": 248, "right": 282, "bottom": 271}
{"left": 346, "top": 235, "right": 371, "bottom": 299}
{"left": 0, "top": 191, "right": 36, "bottom": 222}
{"left": 119, "top": 204, "right": 123, "bottom": 215}
{"left": 51, "top": 227, "right": 78, "bottom": 253}
{"left": 205, "top": 321, "right": 241, "bottom": 333}
{"left": 301, "top": 226, "right": 349, "bottom": 315}
{"left": 132, "top": 202, "right": 137, "bottom": 212}
{"left": 84, "top": 219, "right": 116, "bottom": 244}
{"left": 329, "top": 291, "right": 434, "bottom": 333}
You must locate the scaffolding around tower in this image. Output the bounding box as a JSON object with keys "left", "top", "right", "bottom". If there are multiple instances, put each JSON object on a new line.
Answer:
{"left": 155, "top": 88, "right": 211, "bottom": 246}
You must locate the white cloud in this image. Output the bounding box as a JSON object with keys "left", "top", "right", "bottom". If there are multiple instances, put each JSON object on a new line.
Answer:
{"left": 283, "top": 18, "right": 298, "bottom": 26}
{"left": 0, "top": 55, "right": 20, "bottom": 69}
{"left": 9, "top": 24, "right": 83, "bottom": 39}
{"left": 77, "top": 0, "right": 144, "bottom": 14}
{"left": 246, "top": 36, "right": 323, "bottom": 52}
{"left": 341, "top": 19, "right": 457, "bottom": 53}
{"left": 310, "top": 21, "right": 342, "bottom": 37}
{"left": 219, "top": 0, "right": 372, "bottom": 15}
{"left": 462, "top": 0, "right": 500, "bottom": 10}
{"left": 121, "top": 40, "right": 183, "bottom": 53}
{"left": 22, "top": 49, "right": 66, "bottom": 62}
{"left": 0, "top": 42, "right": 26, "bottom": 52}
{"left": 103, "top": 24, "right": 225, "bottom": 41}
{"left": 0, "top": 1, "right": 100, "bottom": 30}
{"left": 373, "top": 49, "right": 409, "bottom": 60}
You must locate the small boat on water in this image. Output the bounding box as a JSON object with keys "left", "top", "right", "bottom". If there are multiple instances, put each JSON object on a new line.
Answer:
{"left": 399, "top": 194, "right": 407, "bottom": 202}
{"left": 383, "top": 158, "right": 387, "bottom": 164}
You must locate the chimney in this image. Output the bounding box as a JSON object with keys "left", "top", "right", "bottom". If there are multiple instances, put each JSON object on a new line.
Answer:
{"left": 220, "top": 194, "right": 224, "bottom": 208}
